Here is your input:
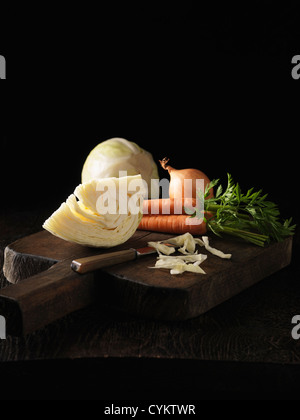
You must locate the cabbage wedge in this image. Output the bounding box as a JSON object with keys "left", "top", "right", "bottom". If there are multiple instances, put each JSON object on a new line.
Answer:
{"left": 43, "top": 175, "right": 144, "bottom": 248}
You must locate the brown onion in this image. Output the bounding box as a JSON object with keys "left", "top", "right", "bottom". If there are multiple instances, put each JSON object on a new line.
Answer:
{"left": 159, "top": 157, "right": 214, "bottom": 200}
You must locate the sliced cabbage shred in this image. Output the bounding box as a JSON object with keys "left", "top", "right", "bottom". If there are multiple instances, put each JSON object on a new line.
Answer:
{"left": 149, "top": 232, "right": 231, "bottom": 275}
{"left": 147, "top": 242, "right": 176, "bottom": 255}
{"left": 43, "top": 175, "right": 144, "bottom": 248}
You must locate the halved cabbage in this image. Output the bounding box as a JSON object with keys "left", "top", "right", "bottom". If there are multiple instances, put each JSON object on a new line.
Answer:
{"left": 43, "top": 175, "right": 144, "bottom": 248}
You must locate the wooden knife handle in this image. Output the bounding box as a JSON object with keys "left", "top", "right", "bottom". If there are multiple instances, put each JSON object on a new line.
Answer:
{"left": 71, "top": 248, "right": 137, "bottom": 274}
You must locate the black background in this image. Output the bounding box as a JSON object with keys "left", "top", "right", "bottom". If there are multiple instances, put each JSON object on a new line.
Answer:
{"left": 1, "top": 3, "right": 300, "bottom": 401}
{"left": 1, "top": 4, "right": 299, "bottom": 226}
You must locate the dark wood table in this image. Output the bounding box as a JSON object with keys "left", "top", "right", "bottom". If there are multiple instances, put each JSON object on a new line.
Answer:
{"left": 1, "top": 208, "right": 300, "bottom": 400}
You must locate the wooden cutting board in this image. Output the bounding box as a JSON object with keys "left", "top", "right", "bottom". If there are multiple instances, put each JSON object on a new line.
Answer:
{"left": 0, "top": 230, "right": 293, "bottom": 336}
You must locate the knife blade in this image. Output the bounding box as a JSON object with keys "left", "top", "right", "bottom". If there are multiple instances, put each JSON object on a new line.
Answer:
{"left": 71, "top": 245, "right": 160, "bottom": 275}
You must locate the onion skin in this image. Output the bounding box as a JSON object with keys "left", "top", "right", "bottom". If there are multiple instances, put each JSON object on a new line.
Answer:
{"left": 159, "top": 158, "right": 214, "bottom": 200}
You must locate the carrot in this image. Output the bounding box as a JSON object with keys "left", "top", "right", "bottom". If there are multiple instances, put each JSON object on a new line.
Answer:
{"left": 142, "top": 198, "right": 197, "bottom": 215}
{"left": 138, "top": 214, "right": 207, "bottom": 235}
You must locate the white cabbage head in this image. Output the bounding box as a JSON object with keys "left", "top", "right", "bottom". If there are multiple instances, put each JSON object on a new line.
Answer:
{"left": 82, "top": 138, "right": 159, "bottom": 198}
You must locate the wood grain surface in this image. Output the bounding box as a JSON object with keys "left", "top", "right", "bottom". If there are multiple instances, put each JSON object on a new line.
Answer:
{"left": 0, "top": 209, "right": 299, "bottom": 366}
{"left": 0, "top": 225, "right": 293, "bottom": 337}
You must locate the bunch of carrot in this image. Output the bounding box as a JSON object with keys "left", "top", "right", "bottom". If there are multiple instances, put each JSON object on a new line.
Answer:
{"left": 139, "top": 198, "right": 208, "bottom": 235}
{"left": 139, "top": 159, "right": 296, "bottom": 246}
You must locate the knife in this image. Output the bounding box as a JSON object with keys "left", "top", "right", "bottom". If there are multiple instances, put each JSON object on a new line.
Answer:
{"left": 71, "top": 245, "right": 164, "bottom": 275}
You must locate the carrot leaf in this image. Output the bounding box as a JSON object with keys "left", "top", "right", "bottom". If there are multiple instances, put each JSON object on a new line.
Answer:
{"left": 193, "top": 173, "right": 296, "bottom": 246}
